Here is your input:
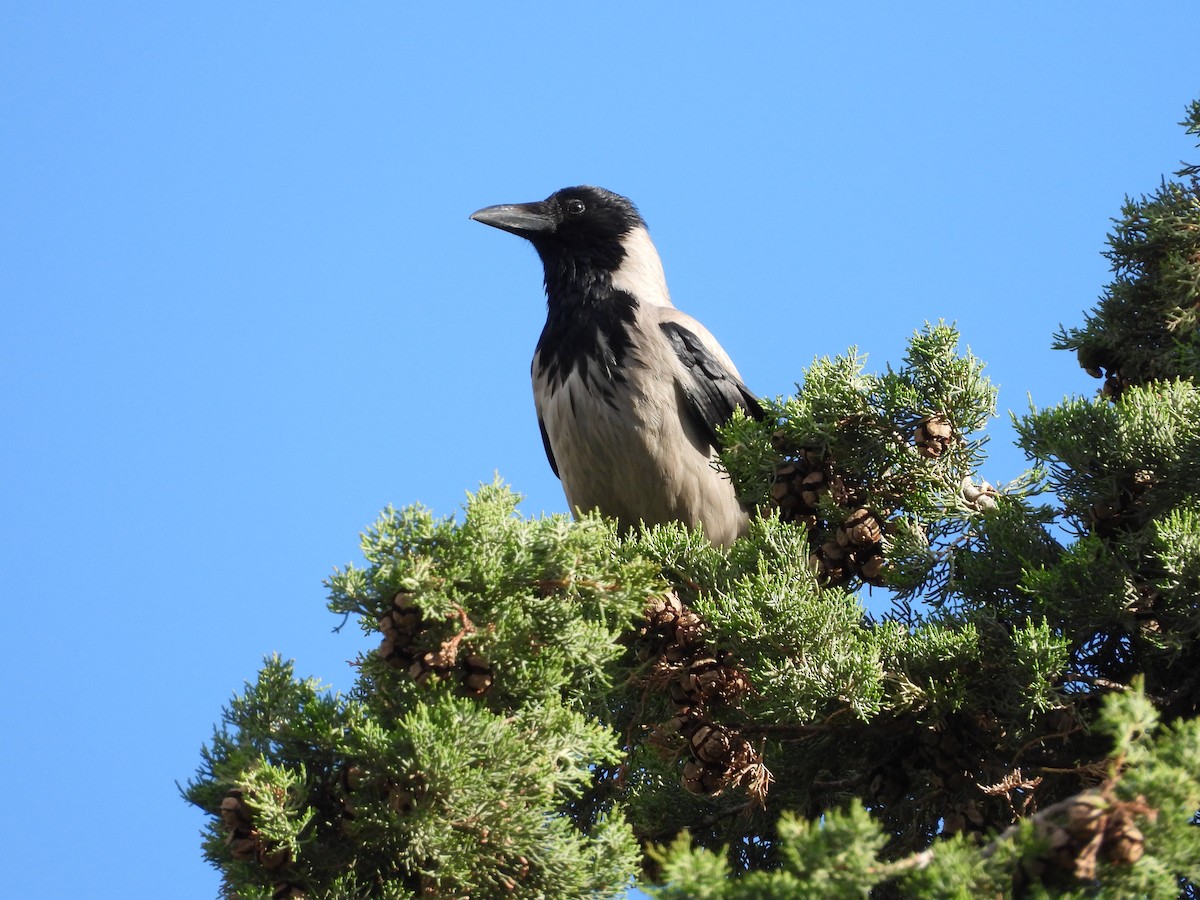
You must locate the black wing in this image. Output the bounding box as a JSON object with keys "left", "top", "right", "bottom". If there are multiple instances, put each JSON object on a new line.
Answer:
{"left": 660, "top": 321, "right": 764, "bottom": 451}
{"left": 537, "top": 412, "right": 560, "bottom": 478}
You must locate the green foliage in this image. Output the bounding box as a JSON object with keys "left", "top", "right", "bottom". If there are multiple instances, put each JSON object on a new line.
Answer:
{"left": 645, "top": 683, "right": 1200, "bottom": 898}
{"left": 186, "top": 484, "right": 647, "bottom": 898}
{"left": 665, "top": 517, "right": 895, "bottom": 723}
{"left": 725, "top": 322, "right": 995, "bottom": 510}
{"left": 1015, "top": 381, "right": 1200, "bottom": 529}
{"left": 722, "top": 321, "right": 1003, "bottom": 608}
{"left": 188, "top": 101, "right": 1200, "bottom": 898}
{"left": 1055, "top": 101, "right": 1200, "bottom": 394}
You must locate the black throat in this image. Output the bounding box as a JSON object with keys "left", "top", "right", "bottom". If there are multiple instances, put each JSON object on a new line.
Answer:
{"left": 535, "top": 254, "right": 638, "bottom": 393}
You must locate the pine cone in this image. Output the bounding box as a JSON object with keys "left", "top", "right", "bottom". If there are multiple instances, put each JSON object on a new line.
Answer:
{"left": 219, "top": 790, "right": 254, "bottom": 832}
{"left": 387, "top": 784, "right": 419, "bottom": 814}
{"left": 770, "top": 454, "right": 833, "bottom": 522}
{"left": 800, "top": 469, "right": 828, "bottom": 509}
{"left": 770, "top": 463, "right": 803, "bottom": 515}
{"left": 337, "top": 765, "right": 363, "bottom": 820}
{"left": 666, "top": 705, "right": 705, "bottom": 736}
{"left": 460, "top": 653, "right": 494, "bottom": 697}
{"left": 673, "top": 608, "right": 708, "bottom": 648}
{"left": 960, "top": 476, "right": 998, "bottom": 511}
{"left": 858, "top": 552, "right": 885, "bottom": 585}
{"left": 380, "top": 591, "right": 423, "bottom": 635}
{"left": 690, "top": 723, "right": 757, "bottom": 770}
{"left": 378, "top": 636, "right": 418, "bottom": 670}
{"left": 869, "top": 767, "right": 910, "bottom": 807}
{"left": 681, "top": 758, "right": 731, "bottom": 795}
{"left": 378, "top": 592, "right": 426, "bottom": 670}
{"left": 813, "top": 541, "right": 852, "bottom": 585}
{"left": 840, "top": 507, "right": 883, "bottom": 548}
{"left": 226, "top": 833, "right": 260, "bottom": 862}
{"left": 1102, "top": 370, "right": 1131, "bottom": 398}
{"left": 220, "top": 789, "right": 262, "bottom": 861}
{"left": 677, "top": 656, "right": 750, "bottom": 705}
{"left": 640, "top": 597, "right": 770, "bottom": 801}
{"left": 678, "top": 720, "right": 764, "bottom": 797}
{"left": 340, "top": 764, "right": 364, "bottom": 793}
{"left": 408, "top": 648, "right": 454, "bottom": 685}
{"left": 1099, "top": 795, "right": 1155, "bottom": 867}
{"left": 1102, "top": 819, "right": 1145, "bottom": 866}
{"left": 644, "top": 592, "right": 686, "bottom": 633}
{"left": 689, "top": 723, "right": 732, "bottom": 765}
{"left": 218, "top": 788, "right": 295, "bottom": 879}
{"left": 914, "top": 415, "right": 954, "bottom": 458}
{"left": 1018, "top": 790, "right": 1157, "bottom": 885}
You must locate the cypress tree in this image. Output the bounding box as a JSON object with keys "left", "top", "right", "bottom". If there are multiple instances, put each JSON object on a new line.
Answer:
{"left": 186, "top": 100, "right": 1200, "bottom": 899}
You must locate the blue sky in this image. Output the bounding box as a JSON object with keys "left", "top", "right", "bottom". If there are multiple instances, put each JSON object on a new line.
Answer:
{"left": 2, "top": 3, "right": 1198, "bottom": 896}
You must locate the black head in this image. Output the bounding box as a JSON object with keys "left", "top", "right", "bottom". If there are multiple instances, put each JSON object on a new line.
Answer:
{"left": 470, "top": 186, "right": 645, "bottom": 273}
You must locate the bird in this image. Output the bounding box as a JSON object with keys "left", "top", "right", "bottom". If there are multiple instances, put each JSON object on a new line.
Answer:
{"left": 470, "top": 186, "right": 763, "bottom": 546}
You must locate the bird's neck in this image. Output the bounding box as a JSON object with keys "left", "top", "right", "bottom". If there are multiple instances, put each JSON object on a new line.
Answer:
{"left": 610, "top": 226, "right": 673, "bottom": 309}
{"left": 537, "top": 275, "right": 637, "bottom": 391}
{"left": 535, "top": 226, "right": 673, "bottom": 391}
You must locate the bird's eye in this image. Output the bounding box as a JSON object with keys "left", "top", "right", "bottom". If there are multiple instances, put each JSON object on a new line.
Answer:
{"left": 566, "top": 199, "right": 586, "bottom": 215}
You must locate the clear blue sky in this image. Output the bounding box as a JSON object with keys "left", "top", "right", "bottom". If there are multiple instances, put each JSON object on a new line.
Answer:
{"left": 2, "top": 3, "right": 1197, "bottom": 896}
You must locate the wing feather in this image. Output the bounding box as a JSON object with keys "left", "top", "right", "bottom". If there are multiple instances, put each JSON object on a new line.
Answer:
{"left": 659, "top": 320, "right": 764, "bottom": 451}
{"left": 537, "top": 411, "right": 560, "bottom": 478}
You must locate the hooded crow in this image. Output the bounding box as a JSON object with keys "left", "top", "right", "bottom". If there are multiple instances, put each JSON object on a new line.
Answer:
{"left": 471, "top": 186, "right": 763, "bottom": 546}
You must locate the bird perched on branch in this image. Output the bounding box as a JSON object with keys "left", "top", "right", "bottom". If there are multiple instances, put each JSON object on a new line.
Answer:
{"left": 471, "top": 186, "right": 763, "bottom": 546}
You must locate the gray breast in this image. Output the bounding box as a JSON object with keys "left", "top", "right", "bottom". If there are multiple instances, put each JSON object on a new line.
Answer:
{"left": 534, "top": 322, "right": 749, "bottom": 546}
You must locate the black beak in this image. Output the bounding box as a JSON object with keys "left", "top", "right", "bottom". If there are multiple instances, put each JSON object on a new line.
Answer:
{"left": 470, "top": 201, "right": 556, "bottom": 239}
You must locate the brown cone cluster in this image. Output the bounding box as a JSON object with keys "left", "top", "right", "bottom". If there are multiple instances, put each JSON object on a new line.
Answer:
{"left": 638, "top": 593, "right": 770, "bottom": 802}
{"left": 1015, "top": 791, "right": 1156, "bottom": 888}
{"left": 218, "top": 789, "right": 298, "bottom": 895}
{"left": 768, "top": 442, "right": 843, "bottom": 533}
{"left": 769, "top": 414, "right": 966, "bottom": 586}
{"left": 769, "top": 438, "right": 889, "bottom": 587}
{"left": 817, "top": 506, "right": 887, "bottom": 587}
{"left": 914, "top": 415, "right": 955, "bottom": 459}
{"left": 377, "top": 592, "right": 425, "bottom": 670}
{"left": 377, "top": 592, "right": 494, "bottom": 698}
